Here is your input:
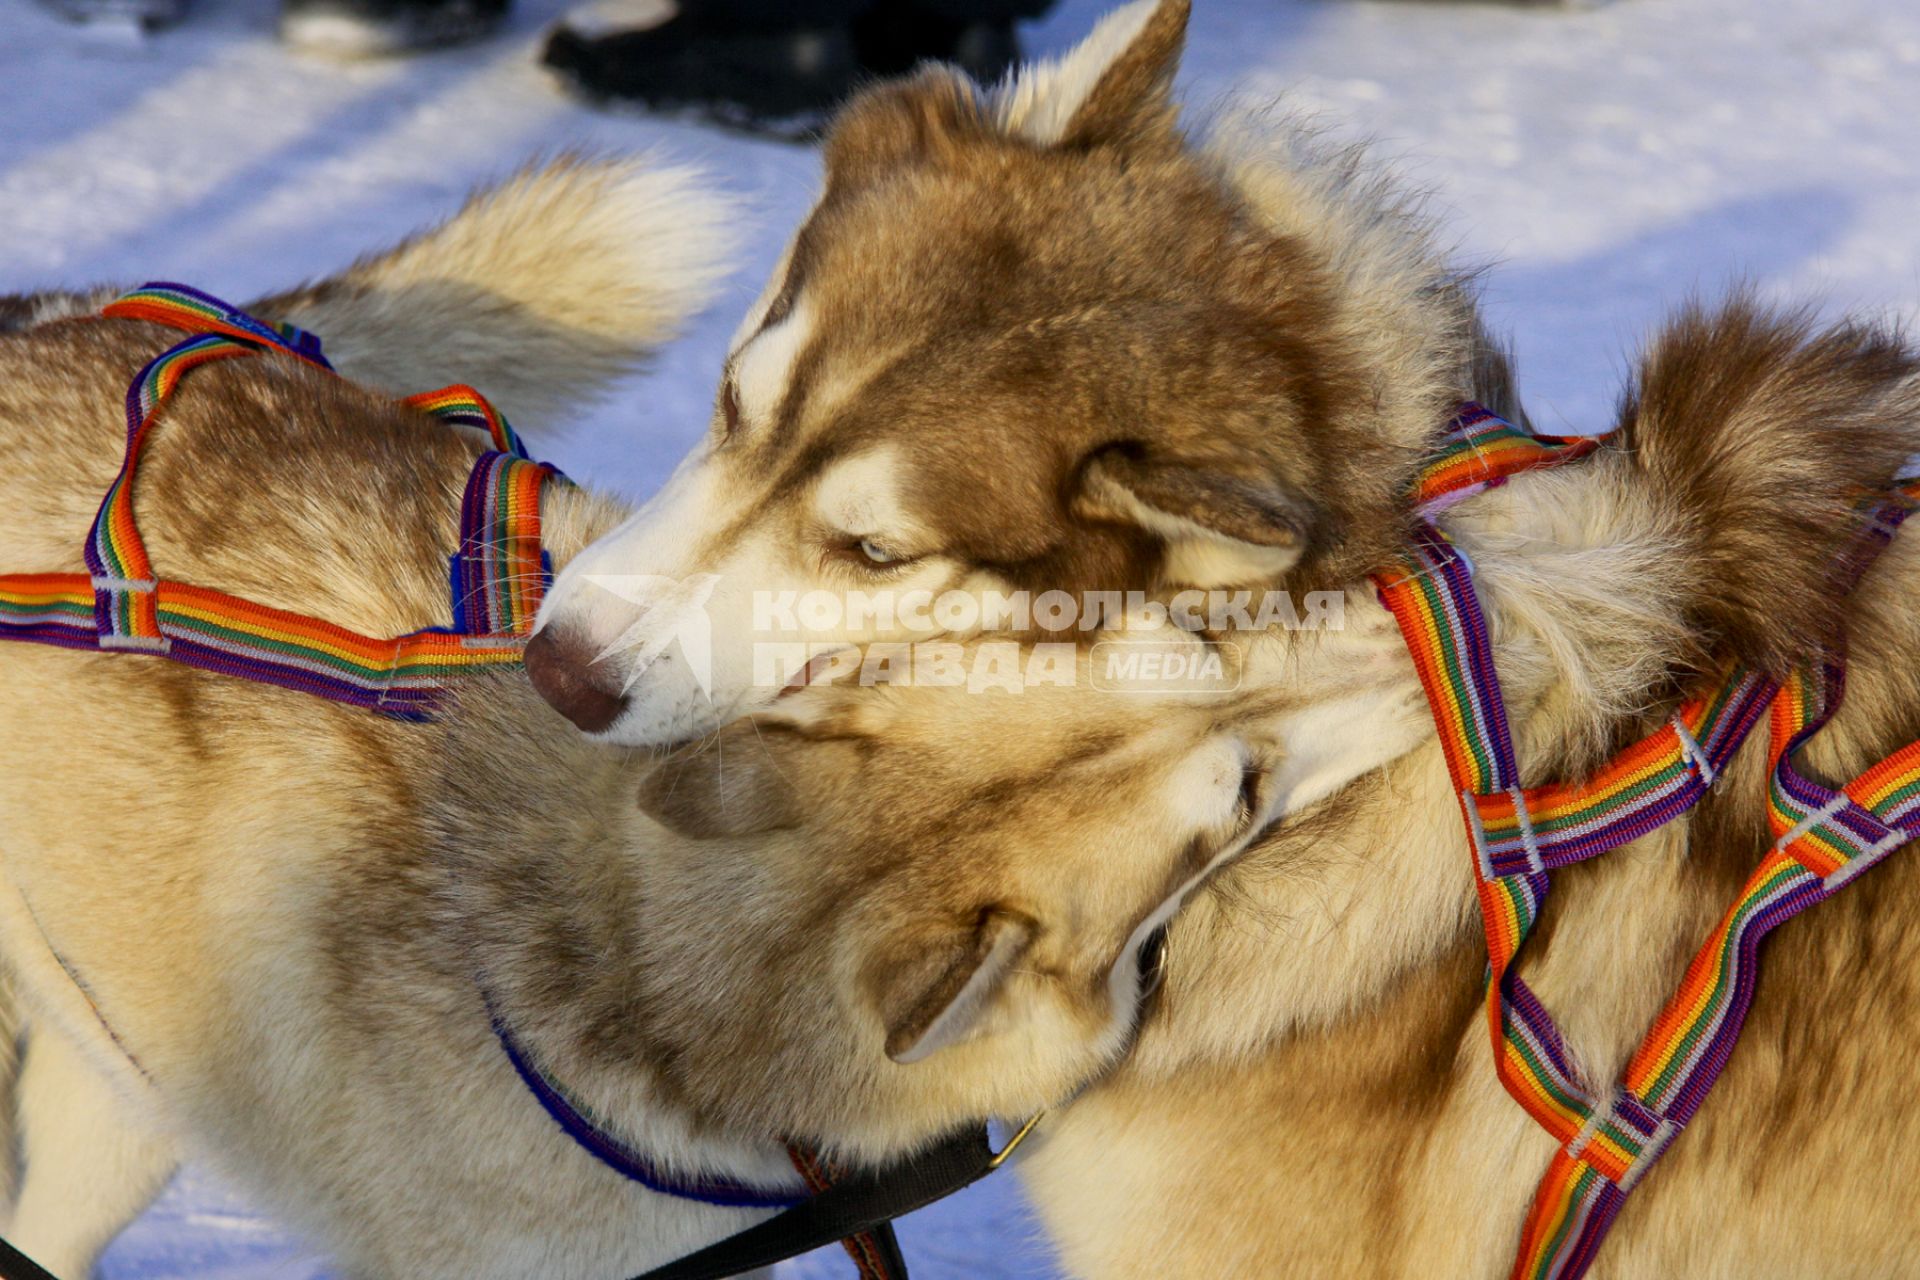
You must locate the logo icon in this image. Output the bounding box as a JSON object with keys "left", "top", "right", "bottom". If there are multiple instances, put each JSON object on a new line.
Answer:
{"left": 582, "top": 573, "right": 723, "bottom": 699}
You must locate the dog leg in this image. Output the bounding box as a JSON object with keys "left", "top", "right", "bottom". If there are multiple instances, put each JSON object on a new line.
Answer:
{"left": 5, "top": 1025, "right": 175, "bottom": 1279}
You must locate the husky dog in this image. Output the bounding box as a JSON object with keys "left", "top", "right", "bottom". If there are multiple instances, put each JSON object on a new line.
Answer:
{"left": 0, "top": 159, "right": 1226, "bottom": 1278}
{"left": 594, "top": 273, "right": 1920, "bottom": 1275}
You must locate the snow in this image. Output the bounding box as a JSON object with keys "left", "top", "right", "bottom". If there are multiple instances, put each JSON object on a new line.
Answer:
{"left": 3, "top": 0, "right": 1916, "bottom": 1274}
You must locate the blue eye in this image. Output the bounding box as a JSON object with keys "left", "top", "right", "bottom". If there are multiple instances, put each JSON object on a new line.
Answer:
{"left": 858, "top": 538, "right": 903, "bottom": 565}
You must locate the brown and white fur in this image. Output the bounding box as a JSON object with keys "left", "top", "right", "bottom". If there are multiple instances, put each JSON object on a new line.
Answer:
{"left": 538, "top": 3, "right": 1920, "bottom": 1273}
{"left": 605, "top": 282, "right": 1920, "bottom": 1276}
{"left": 0, "top": 158, "right": 1253, "bottom": 1278}
{"left": 1004, "top": 304, "right": 1920, "bottom": 1278}
{"left": 526, "top": 0, "right": 1497, "bottom": 746}
{"left": 7, "top": 12, "right": 1920, "bottom": 1280}
{"left": 0, "top": 154, "right": 750, "bottom": 1279}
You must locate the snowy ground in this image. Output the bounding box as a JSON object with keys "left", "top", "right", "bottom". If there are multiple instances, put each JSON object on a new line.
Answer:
{"left": 4, "top": 0, "right": 1917, "bottom": 1275}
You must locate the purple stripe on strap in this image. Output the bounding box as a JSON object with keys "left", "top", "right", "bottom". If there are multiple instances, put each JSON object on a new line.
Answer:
{"left": 485, "top": 1000, "right": 804, "bottom": 1210}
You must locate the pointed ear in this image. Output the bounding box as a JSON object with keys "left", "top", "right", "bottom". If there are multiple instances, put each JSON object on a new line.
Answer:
{"left": 637, "top": 727, "right": 803, "bottom": 840}
{"left": 876, "top": 909, "right": 1037, "bottom": 1064}
{"left": 638, "top": 685, "right": 903, "bottom": 838}
{"left": 992, "top": 0, "right": 1189, "bottom": 149}
{"left": 1076, "top": 449, "right": 1325, "bottom": 586}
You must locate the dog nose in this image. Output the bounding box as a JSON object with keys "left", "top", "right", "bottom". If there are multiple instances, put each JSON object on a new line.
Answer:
{"left": 523, "top": 626, "right": 629, "bottom": 733}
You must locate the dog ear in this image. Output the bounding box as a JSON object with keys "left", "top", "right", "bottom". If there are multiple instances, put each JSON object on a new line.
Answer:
{"left": 637, "top": 727, "right": 802, "bottom": 840}
{"left": 1076, "top": 449, "right": 1322, "bottom": 586}
{"left": 637, "top": 686, "right": 902, "bottom": 839}
{"left": 992, "top": 0, "right": 1189, "bottom": 150}
{"left": 877, "top": 909, "right": 1037, "bottom": 1064}
{"left": 824, "top": 67, "right": 982, "bottom": 188}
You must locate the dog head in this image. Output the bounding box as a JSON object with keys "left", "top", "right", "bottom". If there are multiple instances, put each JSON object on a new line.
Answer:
{"left": 530, "top": 0, "right": 1458, "bottom": 747}
{"left": 453, "top": 599, "right": 1429, "bottom": 1162}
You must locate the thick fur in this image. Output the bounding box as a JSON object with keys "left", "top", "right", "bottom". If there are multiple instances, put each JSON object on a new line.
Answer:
{"left": 1619, "top": 299, "right": 1919, "bottom": 677}
{"left": 511, "top": 7, "right": 1920, "bottom": 1272}
{"left": 0, "top": 160, "right": 809, "bottom": 1279}
{"left": 0, "top": 962, "right": 17, "bottom": 1208}
{"left": 602, "top": 282, "right": 1920, "bottom": 1277}
{"left": 885, "top": 19, "right": 1920, "bottom": 1278}
{"left": 0, "top": 291, "right": 119, "bottom": 332}
{"left": 0, "top": 158, "right": 1214, "bottom": 1278}
{"left": 529, "top": 0, "right": 1505, "bottom": 746}
{"left": 995, "top": 75, "right": 1920, "bottom": 1279}
{"left": 1015, "top": 311, "right": 1920, "bottom": 1275}
{"left": 253, "top": 153, "right": 737, "bottom": 427}
{"left": 8, "top": 11, "right": 1920, "bottom": 1280}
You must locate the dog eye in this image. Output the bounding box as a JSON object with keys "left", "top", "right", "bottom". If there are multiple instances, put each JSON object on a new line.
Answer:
{"left": 830, "top": 535, "right": 923, "bottom": 574}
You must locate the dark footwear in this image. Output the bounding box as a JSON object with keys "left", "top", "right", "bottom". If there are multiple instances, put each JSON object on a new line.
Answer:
{"left": 849, "top": 9, "right": 1019, "bottom": 84}
{"left": 280, "top": 0, "right": 508, "bottom": 57}
{"left": 33, "top": 0, "right": 188, "bottom": 31}
{"left": 948, "top": 21, "right": 1020, "bottom": 84}
{"left": 542, "top": 13, "right": 861, "bottom": 140}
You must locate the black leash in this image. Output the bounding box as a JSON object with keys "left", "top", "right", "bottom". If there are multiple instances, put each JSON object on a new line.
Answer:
{"left": 0, "top": 1236, "right": 58, "bottom": 1280}
{"left": 0, "top": 1223, "right": 908, "bottom": 1280}
{"left": 631, "top": 1123, "right": 1018, "bottom": 1280}
{"left": 0, "top": 1209, "right": 914, "bottom": 1280}
{"left": 0, "top": 1125, "right": 1016, "bottom": 1280}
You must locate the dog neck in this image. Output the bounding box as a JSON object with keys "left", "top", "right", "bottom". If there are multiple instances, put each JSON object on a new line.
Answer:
{"left": 425, "top": 677, "right": 806, "bottom": 1202}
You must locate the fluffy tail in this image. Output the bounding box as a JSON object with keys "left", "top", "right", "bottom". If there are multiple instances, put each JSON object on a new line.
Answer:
{"left": 1619, "top": 295, "right": 1920, "bottom": 676}
{"left": 251, "top": 153, "right": 738, "bottom": 426}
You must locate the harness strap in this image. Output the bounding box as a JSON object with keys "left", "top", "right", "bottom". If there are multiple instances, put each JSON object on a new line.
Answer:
{"left": 0, "top": 284, "right": 905, "bottom": 1279}
{"left": 408, "top": 383, "right": 530, "bottom": 458}
{"left": 487, "top": 985, "right": 912, "bottom": 1277}
{"left": 101, "top": 281, "right": 333, "bottom": 367}
{"left": 1378, "top": 518, "right": 1772, "bottom": 1153}
{"left": 486, "top": 995, "right": 807, "bottom": 1210}
{"left": 1408, "top": 402, "right": 1600, "bottom": 511}
{"left": 0, "top": 285, "right": 554, "bottom": 720}
{"left": 788, "top": 1147, "right": 913, "bottom": 1280}
{"left": 1515, "top": 662, "right": 1920, "bottom": 1279}
{"left": 1375, "top": 406, "right": 1920, "bottom": 1280}
{"left": 451, "top": 449, "right": 554, "bottom": 637}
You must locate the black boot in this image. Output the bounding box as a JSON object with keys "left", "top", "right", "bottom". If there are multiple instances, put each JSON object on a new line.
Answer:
{"left": 542, "top": 10, "right": 863, "bottom": 140}
{"left": 541, "top": 0, "right": 1046, "bottom": 140}
{"left": 848, "top": 6, "right": 1019, "bottom": 85}
{"left": 280, "top": 0, "right": 508, "bottom": 57}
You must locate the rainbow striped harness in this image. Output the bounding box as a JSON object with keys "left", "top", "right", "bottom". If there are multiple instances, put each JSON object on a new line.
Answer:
{"left": 0, "top": 283, "right": 557, "bottom": 719}
{"left": 0, "top": 286, "right": 907, "bottom": 1280}
{"left": 8, "top": 293, "right": 1916, "bottom": 1276}
{"left": 1373, "top": 406, "right": 1920, "bottom": 1280}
